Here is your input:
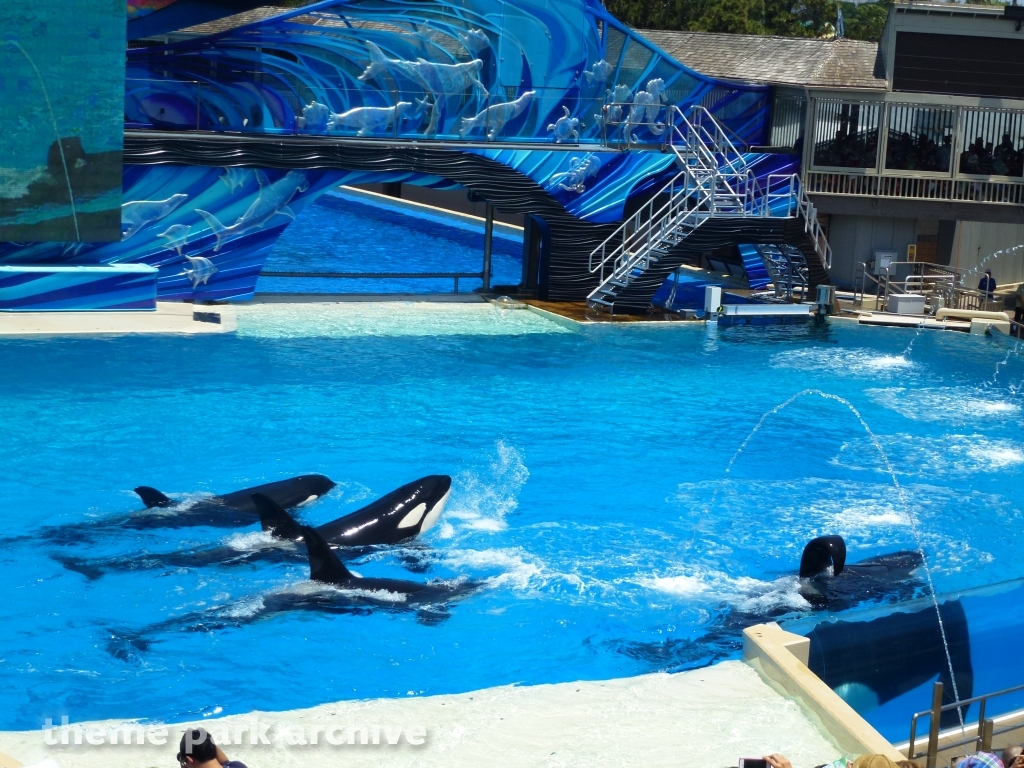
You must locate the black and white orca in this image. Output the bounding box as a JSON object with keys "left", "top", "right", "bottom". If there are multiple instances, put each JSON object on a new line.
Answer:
{"left": 798, "top": 535, "right": 925, "bottom": 611}
{"left": 105, "top": 523, "right": 474, "bottom": 660}
{"left": 254, "top": 473, "right": 451, "bottom": 546}
{"left": 56, "top": 475, "right": 451, "bottom": 579}
{"left": 29, "top": 474, "right": 336, "bottom": 546}
{"left": 806, "top": 599, "right": 973, "bottom": 728}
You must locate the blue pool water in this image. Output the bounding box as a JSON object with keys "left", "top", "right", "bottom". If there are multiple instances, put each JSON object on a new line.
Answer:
{"left": 3, "top": 311, "right": 1024, "bottom": 739}
{"left": 257, "top": 191, "right": 524, "bottom": 295}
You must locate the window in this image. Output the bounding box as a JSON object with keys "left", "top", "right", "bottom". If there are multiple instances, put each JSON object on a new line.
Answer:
{"left": 884, "top": 105, "right": 955, "bottom": 173}
{"left": 959, "top": 108, "right": 1024, "bottom": 178}
{"left": 812, "top": 99, "right": 881, "bottom": 169}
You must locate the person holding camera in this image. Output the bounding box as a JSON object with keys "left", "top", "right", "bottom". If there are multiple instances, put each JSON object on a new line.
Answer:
{"left": 176, "top": 728, "right": 247, "bottom": 768}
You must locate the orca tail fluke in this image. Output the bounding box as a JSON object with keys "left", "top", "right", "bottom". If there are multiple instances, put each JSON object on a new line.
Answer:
{"left": 134, "top": 486, "right": 173, "bottom": 508}
{"left": 252, "top": 493, "right": 302, "bottom": 540}
{"left": 298, "top": 525, "right": 353, "bottom": 585}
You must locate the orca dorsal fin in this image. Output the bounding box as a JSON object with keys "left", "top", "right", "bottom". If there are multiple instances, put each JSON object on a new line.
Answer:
{"left": 799, "top": 535, "right": 847, "bottom": 578}
{"left": 134, "top": 486, "right": 173, "bottom": 508}
{"left": 297, "top": 526, "right": 353, "bottom": 585}
{"left": 252, "top": 493, "right": 302, "bottom": 539}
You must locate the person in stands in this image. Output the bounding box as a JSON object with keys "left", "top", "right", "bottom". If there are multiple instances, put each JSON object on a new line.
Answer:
{"left": 177, "top": 728, "right": 247, "bottom": 768}
{"left": 978, "top": 269, "right": 997, "bottom": 304}
{"left": 1000, "top": 746, "right": 1023, "bottom": 768}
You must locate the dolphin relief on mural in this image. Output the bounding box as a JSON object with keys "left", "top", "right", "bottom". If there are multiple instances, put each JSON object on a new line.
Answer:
{"left": 547, "top": 153, "right": 601, "bottom": 194}
{"left": 121, "top": 194, "right": 188, "bottom": 240}
{"left": 328, "top": 102, "right": 411, "bottom": 136}
{"left": 547, "top": 106, "right": 580, "bottom": 143}
{"left": 456, "top": 28, "right": 490, "bottom": 54}
{"left": 358, "top": 41, "right": 486, "bottom": 134}
{"left": 459, "top": 91, "right": 535, "bottom": 140}
{"left": 196, "top": 170, "right": 309, "bottom": 252}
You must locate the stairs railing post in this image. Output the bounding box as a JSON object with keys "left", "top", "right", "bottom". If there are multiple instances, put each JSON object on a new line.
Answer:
{"left": 926, "top": 681, "right": 943, "bottom": 768}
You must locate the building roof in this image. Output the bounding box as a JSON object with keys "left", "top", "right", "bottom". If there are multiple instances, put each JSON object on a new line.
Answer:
{"left": 638, "top": 29, "right": 887, "bottom": 90}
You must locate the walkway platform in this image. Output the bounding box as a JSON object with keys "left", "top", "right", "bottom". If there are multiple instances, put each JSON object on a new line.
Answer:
{"left": 0, "top": 303, "right": 236, "bottom": 336}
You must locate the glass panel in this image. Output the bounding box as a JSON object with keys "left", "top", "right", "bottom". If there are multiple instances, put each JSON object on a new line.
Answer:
{"left": 769, "top": 94, "right": 806, "bottom": 151}
{"left": 959, "top": 108, "right": 1024, "bottom": 177}
{"left": 812, "top": 99, "right": 880, "bottom": 169}
{"left": 884, "top": 104, "right": 955, "bottom": 173}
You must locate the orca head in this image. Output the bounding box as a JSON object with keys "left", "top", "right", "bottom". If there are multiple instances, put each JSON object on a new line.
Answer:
{"left": 297, "top": 526, "right": 354, "bottom": 586}
{"left": 297, "top": 474, "right": 336, "bottom": 504}
{"left": 395, "top": 475, "right": 452, "bottom": 535}
{"left": 800, "top": 535, "right": 847, "bottom": 579}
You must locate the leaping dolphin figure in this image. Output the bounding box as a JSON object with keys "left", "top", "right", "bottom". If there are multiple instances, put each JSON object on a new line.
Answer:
{"left": 55, "top": 475, "right": 451, "bottom": 579}
{"left": 105, "top": 524, "right": 476, "bottom": 660}
{"left": 20, "top": 475, "right": 336, "bottom": 546}
{"left": 196, "top": 170, "right": 309, "bottom": 252}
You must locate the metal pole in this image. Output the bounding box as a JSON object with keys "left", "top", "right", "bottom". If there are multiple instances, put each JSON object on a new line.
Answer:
{"left": 981, "top": 719, "right": 994, "bottom": 752}
{"left": 926, "top": 681, "right": 943, "bottom": 768}
{"left": 482, "top": 202, "right": 493, "bottom": 292}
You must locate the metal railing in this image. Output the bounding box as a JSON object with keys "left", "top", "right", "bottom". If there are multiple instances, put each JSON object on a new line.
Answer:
{"left": 260, "top": 270, "right": 485, "bottom": 293}
{"left": 853, "top": 261, "right": 1005, "bottom": 313}
{"left": 908, "top": 681, "right": 1024, "bottom": 768}
{"left": 806, "top": 170, "right": 1024, "bottom": 207}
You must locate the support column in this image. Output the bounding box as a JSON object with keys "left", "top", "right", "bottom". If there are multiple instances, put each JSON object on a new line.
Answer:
{"left": 482, "top": 202, "right": 494, "bottom": 292}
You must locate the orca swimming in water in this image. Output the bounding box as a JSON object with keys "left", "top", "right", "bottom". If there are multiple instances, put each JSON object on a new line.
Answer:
{"left": 24, "top": 475, "right": 336, "bottom": 546}
{"left": 797, "top": 534, "right": 925, "bottom": 611}
{"left": 56, "top": 475, "right": 451, "bottom": 579}
{"left": 105, "top": 524, "right": 476, "bottom": 660}
{"left": 805, "top": 598, "right": 973, "bottom": 729}
{"left": 618, "top": 534, "right": 927, "bottom": 669}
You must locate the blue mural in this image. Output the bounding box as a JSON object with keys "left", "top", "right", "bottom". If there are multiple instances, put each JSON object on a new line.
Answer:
{"left": 123, "top": 0, "right": 769, "bottom": 146}
{"left": 2, "top": 0, "right": 788, "bottom": 306}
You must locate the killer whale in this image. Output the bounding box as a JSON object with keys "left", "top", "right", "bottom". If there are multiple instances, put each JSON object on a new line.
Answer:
{"left": 797, "top": 535, "right": 925, "bottom": 611}
{"left": 617, "top": 534, "right": 927, "bottom": 669}
{"left": 105, "top": 524, "right": 475, "bottom": 660}
{"left": 56, "top": 475, "right": 451, "bottom": 579}
{"left": 806, "top": 599, "right": 973, "bottom": 729}
{"left": 27, "top": 474, "right": 336, "bottom": 546}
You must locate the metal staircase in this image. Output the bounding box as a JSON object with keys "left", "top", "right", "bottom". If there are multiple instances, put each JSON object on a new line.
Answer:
{"left": 586, "top": 105, "right": 831, "bottom": 312}
{"left": 754, "top": 244, "right": 809, "bottom": 300}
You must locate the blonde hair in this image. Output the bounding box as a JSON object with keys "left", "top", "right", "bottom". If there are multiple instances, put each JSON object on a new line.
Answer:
{"left": 852, "top": 756, "right": 901, "bottom": 768}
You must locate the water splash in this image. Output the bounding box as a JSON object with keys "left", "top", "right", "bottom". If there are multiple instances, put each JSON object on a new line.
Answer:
{"left": 696, "top": 389, "right": 965, "bottom": 725}
{"left": 960, "top": 243, "right": 1024, "bottom": 286}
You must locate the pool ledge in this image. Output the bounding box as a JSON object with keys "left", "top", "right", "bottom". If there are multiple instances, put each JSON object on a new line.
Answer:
{"left": 0, "top": 303, "right": 236, "bottom": 337}
{"left": 743, "top": 622, "right": 903, "bottom": 761}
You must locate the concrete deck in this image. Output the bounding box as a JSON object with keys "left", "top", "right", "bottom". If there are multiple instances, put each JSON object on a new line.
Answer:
{"left": 0, "top": 303, "right": 236, "bottom": 336}
{"left": 0, "top": 662, "right": 843, "bottom": 768}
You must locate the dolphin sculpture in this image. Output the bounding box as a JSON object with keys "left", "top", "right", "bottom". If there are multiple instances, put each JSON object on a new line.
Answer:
{"left": 55, "top": 475, "right": 451, "bottom": 579}
{"left": 22, "top": 474, "right": 336, "bottom": 546}
{"left": 121, "top": 194, "right": 188, "bottom": 240}
{"left": 327, "top": 102, "right": 411, "bottom": 137}
{"left": 105, "top": 524, "right": 476, "bottom": 660}
{"left": 459, "top": 91, "right": 535, "bottom": 140}
{"left": 196, "top": 170, "right": 309, "bottom": 252}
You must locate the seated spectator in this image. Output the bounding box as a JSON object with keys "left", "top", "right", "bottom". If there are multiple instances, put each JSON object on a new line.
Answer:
{"left": 958, "top": 752, "right": 1004, "bottom": 768}
{"left": 177, "top": 728, "right": 247, "bottom": 768}
{"left": 1001, "top": 746, "right": 1023, "bottom": 768}
{"left": 853, "top": 755, "right": 900, "bottom": 768}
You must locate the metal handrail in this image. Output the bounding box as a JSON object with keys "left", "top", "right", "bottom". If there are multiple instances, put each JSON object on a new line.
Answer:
{"left": 908, "top": 681, "right": 1024, "bottom": 768}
